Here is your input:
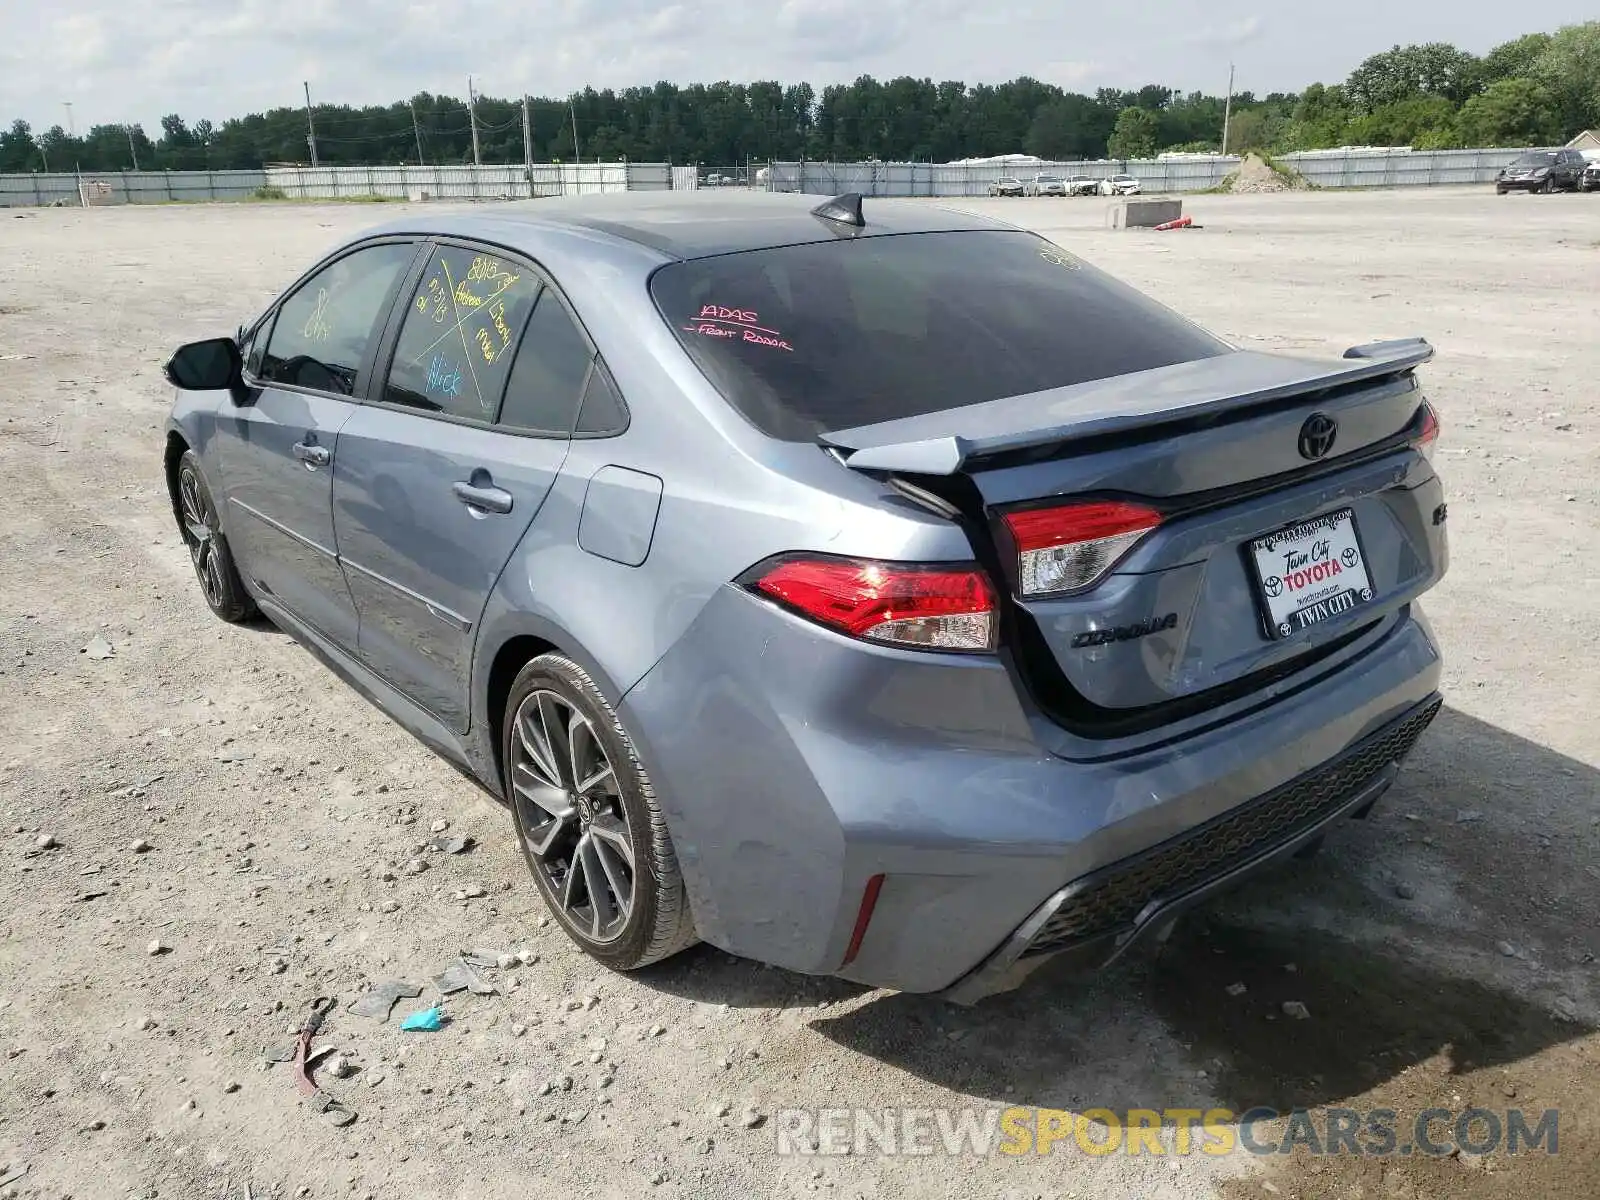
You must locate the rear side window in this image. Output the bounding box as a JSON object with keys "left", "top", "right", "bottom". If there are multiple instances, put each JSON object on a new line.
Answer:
{"left": 259, "top": 242, "right": 416, "bottom": 395}
{"left": 649, "top": 230, "right": 1231, "bottom": 441}
{"left": 497, "top": 292, "right": 594, "bottom": 435}
{"left": 575, "top": 364, "right": 626, "bottom": 435}
{"left": 384, "top": 246, "right": 541, "bottom": 421}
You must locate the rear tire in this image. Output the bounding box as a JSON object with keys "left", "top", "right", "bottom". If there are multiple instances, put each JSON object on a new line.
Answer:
{"left": 174, "top": 450, "right": 256, "bottom": 624}
{"left": 503, "top": 653, "right": 697, "bottom": 971}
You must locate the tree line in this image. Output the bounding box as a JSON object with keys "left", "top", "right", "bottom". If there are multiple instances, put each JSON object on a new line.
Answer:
{"left": 2, "top": 22, "right": 1595, "bottom": 175}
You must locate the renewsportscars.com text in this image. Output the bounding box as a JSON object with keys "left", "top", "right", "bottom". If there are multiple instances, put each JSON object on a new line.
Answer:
{"left": 773, "top": 1106, "right": 1559, "bottom": 1158}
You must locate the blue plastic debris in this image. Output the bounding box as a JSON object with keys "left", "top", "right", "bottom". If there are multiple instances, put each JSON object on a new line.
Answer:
{"left": 399, "top": 1006, "right": 445, "bottom": 1032}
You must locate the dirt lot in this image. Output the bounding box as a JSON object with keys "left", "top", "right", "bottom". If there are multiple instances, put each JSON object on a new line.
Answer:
{"left": 0, "top": 186, "right": 1596, "bottom": 1200}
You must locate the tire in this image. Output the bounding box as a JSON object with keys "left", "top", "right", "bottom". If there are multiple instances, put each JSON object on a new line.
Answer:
{"left": 174, "top": 450, "right": 257, "bottom": 623}
{"left": 1540, "top": 178, "right": 1554, "bottom": 194}
{"left": 1496, "top": 185, "right": 1507, "bottom": 195}
{"left": 503, "top": 652, "right": 697, "bottom": 971}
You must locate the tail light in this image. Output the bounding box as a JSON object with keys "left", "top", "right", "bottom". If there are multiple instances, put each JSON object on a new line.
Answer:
{"left": 1002, "top": 500, "right": 1163, "bottom": 598}
{"left": 1412, "top": 401, "right": 1440, "bottom": 464}
{"left": 745, "top": 555, "right": 997, "bottom": 652}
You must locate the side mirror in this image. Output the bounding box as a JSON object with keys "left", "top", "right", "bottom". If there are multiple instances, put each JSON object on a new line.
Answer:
{"left": 164, "top": 337, "right": 241, "bottom": 391}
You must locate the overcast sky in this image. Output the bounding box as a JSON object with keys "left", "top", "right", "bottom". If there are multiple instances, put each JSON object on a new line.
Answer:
{"left": 2, "top": 1, "right": 1595, "bottom": 135}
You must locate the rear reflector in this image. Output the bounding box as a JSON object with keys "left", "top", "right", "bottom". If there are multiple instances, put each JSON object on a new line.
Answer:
{"left": 747, "top": 555, "right": 998, "bottom": 652}
{"left": 841, "top": 873, "right": 885, "bottom": 966}
{"left": 1002, "top": 500, "right": 1163, "bottom": 598}
{"left": 1412, "top": 401, "right": 1440, "bottom": 463}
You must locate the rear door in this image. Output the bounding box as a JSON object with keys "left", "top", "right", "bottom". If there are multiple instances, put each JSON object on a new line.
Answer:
{"left": 219, "top": 239, "right": 420, "bottom": 648}
{"left": 331, "top": 241, "right": 597, "bottom": 730}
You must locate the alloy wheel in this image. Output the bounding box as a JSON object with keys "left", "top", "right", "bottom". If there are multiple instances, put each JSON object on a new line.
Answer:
{"left": 510, "top": 688, "right": 635, "bottom": 944}
{"left": 178, "top": 467, "right": 227, "bottom": 609}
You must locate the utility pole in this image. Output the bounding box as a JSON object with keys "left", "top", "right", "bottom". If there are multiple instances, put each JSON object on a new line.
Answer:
{"left": 304, "top": 81, "right": 319, "bottom": 166}
{"left": 521, "top": 94, "right": 533, "bottom": 188}
{"left": 409, "top": 99, "right": 426, "bottom": 165}
{"left": 126, "top": 125, "right": 140, "bottom": 169}
{"left": 1221, "top": 62, "right": 1235, "bottom": 156}
{"left": 468, "top": 76, "right": 482, "bottom": 167}
{"left": 569, "top": 101, "right": 581, "bottom": 164}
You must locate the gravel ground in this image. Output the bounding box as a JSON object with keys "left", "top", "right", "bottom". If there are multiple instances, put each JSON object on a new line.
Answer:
{"left": 0, "top": 186, "right": 1596, "bottom": 1200}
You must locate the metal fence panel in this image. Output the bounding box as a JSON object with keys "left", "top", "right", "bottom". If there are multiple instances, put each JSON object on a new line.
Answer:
{"left": 764, "top": 147, "right": 1536, "bottom": 197}
{"left": 0, "top": 149, "right": 1541, "bottom": 208}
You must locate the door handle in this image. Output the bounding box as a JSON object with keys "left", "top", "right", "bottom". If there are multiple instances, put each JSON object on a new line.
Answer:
{"left": 452, "top": 480, "right": 513, "bottom": 515}
{"left": 293, "top": 441, "right": 331, "bottom": 468}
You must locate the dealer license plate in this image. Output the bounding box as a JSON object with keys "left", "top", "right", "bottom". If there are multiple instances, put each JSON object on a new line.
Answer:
{"left": 1247, "top": 508, "right": 1375, "bottom": 640}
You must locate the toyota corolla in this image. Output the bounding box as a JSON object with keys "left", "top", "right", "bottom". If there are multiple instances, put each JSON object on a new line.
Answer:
{"left": 161, "top": 192, "right": 1447, "bottom": 1001}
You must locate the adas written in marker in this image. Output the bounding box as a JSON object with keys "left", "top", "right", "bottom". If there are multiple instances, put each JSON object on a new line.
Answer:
{"left": 683, "top": 304, "right": 794, "bottom": 352}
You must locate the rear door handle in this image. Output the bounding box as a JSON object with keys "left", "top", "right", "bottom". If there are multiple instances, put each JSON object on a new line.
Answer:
{"left": 452, "top": 480, "right": 513, "bottom": 515}
{"left": 293, "top": 441, "right": 331, "bottom": 468}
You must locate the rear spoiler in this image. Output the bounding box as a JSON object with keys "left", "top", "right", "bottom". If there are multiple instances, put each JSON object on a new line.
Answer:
{"left": 825, "top": 338, "right": 1433, "bottom": 477}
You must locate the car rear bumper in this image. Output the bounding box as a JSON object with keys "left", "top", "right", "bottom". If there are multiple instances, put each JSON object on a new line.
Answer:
{"left": 938, "top": 693, "right": 1438, "bottom": 1003}
{"left": 619, "top": 587, "right": 1443, "bottom": 996}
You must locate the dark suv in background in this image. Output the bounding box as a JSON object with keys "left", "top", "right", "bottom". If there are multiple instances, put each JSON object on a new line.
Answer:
{"left": 1496, "top": 149, "right": 1587, "bottom": 194}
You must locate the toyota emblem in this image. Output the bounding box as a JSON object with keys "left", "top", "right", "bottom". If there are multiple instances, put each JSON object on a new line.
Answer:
{"left": 1298, "top": 413, "right": 1338, "bottom": 460}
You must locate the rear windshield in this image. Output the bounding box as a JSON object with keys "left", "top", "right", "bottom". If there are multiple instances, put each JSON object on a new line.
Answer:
{"left": 649, "top": 230, "right": 1230, "bottom": 441}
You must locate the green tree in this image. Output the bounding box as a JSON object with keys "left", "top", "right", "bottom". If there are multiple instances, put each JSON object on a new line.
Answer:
{"left": 0, "top": 118, "right": 37, "bottom": 171}
{"left": 1456, "top": 78, "right": 1562, "bottom": 146}
{"left": 1106, "top": 107, "right": 1160, "bottom": 159}
{"left": 1346, "top": 96, "right": 1460, "bottom": 147}
{"left": 1482, "top": 32, "right": 1554, "bottom": 83}
{"left": 1025, "top": 93, "right": 1114, "bottom": 159}
{"left": 1346, "top": 42, "right": 1483, "bottom": 112}
{"left": 1531, "top": 20, "right": 1600, "bottom": 136}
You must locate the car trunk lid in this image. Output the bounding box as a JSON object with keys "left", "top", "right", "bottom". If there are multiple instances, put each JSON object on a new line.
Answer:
{"left": 825, "top": 340, "right": 1445, "bottom": 725}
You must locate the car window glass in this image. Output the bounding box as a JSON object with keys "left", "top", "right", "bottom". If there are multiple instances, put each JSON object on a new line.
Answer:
{"left": 574, "top": 363, "right": 626, "bottom": 435}
{"left": 650, "top": 230, "right": 1230, "bottom": 442}
{"left": 497, "top": 292, "right": 593, "bottom": 435}
{"left": 384, "top": 246, "right": 541, "bottom": 420}
{"left": 242, "top": 314, "right": 273, "bottom": 377}
{"left": 259, "top": 243, "right": 416, "bottom": 395}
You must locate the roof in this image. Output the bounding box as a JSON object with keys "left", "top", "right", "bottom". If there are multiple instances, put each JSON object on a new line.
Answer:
{"left": 1567, "top": 129, "right": 1600, "bottom": 150}
{"left": 367, "top": 191, "right": 1013, "bottom": 262}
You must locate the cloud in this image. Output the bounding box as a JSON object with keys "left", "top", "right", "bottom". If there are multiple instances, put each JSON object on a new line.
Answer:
{"left": 1183, "top": 15, "right": 1267, "bottom": 50}
{"left": 5, "top": 0, "right": 1597, "bottom": 135}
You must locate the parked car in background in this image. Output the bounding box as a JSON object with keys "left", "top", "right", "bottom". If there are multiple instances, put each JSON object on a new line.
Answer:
{"left": 1065, "top": 174, "right": 1100, "bottom": 196}
{"left": 159, "top": 192, "right": 1447, "bottom": 1003}
{"left": 1495, "top": 150, "right": 1585, "bottom": 193}
{"left": 988, "top": 176, "right": 1025, "bottom": 197}
{"left": 1026, "top": 174, "right": 1069, "bottom": 197}
{"left": 1581, "top": 153, "right": 1600, "bottom": 193}
{"left": 1099, "top": 174, "right": 1142, "bottom": 196}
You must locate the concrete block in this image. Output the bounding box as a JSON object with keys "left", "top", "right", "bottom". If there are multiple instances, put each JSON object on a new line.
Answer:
{"left": 1109, "top": 198, "right": 1183, "bottom": 229}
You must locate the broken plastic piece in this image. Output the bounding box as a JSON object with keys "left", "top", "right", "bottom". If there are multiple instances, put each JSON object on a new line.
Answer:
{"left": 434, "top": 959, "right": 496, "bottom": 996}
{"left": 399, "top": 1006, "right": 445, "bottom": 1032}
{"left": 427, "top": 835, "right": 473, "bottom": 854}
{"left": 347, "top": 980, "right": 422, "bottom": 1022}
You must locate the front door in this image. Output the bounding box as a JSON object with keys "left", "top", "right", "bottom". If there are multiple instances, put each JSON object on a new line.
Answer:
{"left": 333, "top": 243, "right": 597, "bottom": 730}
{"left": 217, "top": 240, "right": 419, "bottom": 648}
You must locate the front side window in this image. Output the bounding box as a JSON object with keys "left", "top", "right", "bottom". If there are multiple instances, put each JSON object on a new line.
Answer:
{"left": 384, "top": 245, "right": 542, "bottom": 421}
{"left": 649, "top": 230, "right": 1230, "bottom": 441}
{"left": 258, "top": 242, "right": 416, "bottom": 395}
